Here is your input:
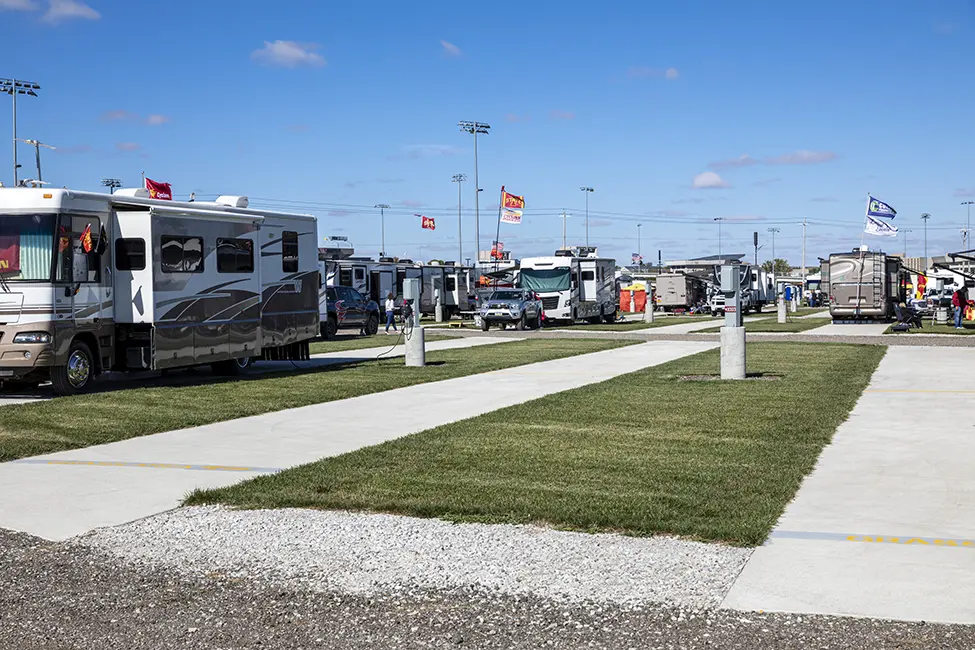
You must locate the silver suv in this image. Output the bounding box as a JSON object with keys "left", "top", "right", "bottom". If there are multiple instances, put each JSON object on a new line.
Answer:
{"left": 479, "top": 289, "right": 542, "bottom": 330}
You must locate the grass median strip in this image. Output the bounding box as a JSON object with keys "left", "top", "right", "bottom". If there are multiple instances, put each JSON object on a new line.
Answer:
{"left": 695, "top": 319, "right": 827, "bottom": 334}
{"left": 188, "top": 342, "right": 884, "bottom": 547}
{"left": 884, "top": 322, "right": 975, "bottom": 335}
{"left": 570, "top": 316, "right": 711, "bottom": 331}
{"left": 0, "top": 338, "right": 632, "bottom": 462}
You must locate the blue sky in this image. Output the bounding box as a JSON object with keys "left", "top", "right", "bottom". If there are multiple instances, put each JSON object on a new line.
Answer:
{"left": 2, "top": 0, "right": 974, "bottom": 266}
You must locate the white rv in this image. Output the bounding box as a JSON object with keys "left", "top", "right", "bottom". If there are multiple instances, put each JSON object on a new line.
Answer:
{"left": 518, "top": 251, "right": 617, "bottom": 323}
{"left": 0, "top": 187, "right": 319, "bottom": 395}
{"left": 320, "top": 257, "right": 472, "bottom": 317}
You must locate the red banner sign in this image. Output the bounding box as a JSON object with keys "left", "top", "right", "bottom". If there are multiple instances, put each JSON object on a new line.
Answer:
{"left": 421, "top": 216, "right": 436, "bottom": 230}
{"left": 145, "top": 177, "right": 173, "bottom": 200}
{"left": 0, "top": 235, "right": 20, "bottom": 272}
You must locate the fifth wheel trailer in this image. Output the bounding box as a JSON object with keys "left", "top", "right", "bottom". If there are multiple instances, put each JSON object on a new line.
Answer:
{"left": 0, "top": 187, "right": 319, "bottom": 395}
{"left": 828, "top": 249, "right": 909, "bottom": 320}
{"left": 655, "top": 273, "right": 708, "bottom": 312}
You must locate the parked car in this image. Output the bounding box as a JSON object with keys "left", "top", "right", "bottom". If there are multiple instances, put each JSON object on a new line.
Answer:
{"left": 323, "top": 286, "right": 381, "bottom": 339}
{"left": 910, "top": 288, "right": 952, "bottom": 314}
{"left": 479, "top": 289, "right": 543, "bottom": 330}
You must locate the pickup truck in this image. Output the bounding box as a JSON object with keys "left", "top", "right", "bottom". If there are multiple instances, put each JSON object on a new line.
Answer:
{"left": 478, "top": 289, "right": 543, "bottom": 330}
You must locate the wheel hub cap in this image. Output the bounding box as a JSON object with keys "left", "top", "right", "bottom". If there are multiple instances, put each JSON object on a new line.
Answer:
{"left": 67, "top": 351, "right": 91, "bottom": 388}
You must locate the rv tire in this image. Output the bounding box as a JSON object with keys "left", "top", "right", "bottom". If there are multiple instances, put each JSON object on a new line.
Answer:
{"left": 51, "top": 340, "right": 95, "bottom": 396}
{"left": 212, "top": 356, "right": 252, "bottom": 376}
{"left": 602, "top": 308, "right": 615, "bottom": 324}
{"left": 365, "top": 313, "right": 379, "bottom": 336}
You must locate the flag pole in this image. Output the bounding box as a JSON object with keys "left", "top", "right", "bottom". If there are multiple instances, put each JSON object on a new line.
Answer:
{"left": 855, "top": 192, "right": 870, "bottom": 319}
{"left": 493, "top": 186, "right": 505, "bottom": 288}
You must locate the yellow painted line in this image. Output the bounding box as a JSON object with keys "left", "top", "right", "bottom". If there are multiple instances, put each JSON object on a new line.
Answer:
{"left": 771, "top": 530, "right": 974, "bottom": 548}
{"left": 11, "top": 459, "right": 281, "bottom": 473}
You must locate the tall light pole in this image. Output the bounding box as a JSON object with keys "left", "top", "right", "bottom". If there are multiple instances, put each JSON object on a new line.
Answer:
{"left": 963, "top": 202, "right": 974, "bottom": 250}
{"left": 637, "top": 223, "right": 642, "bottom": 263}
{"left": 800, "top": 218, "right": 807, "bottom": 289}
{"left": 902, "top": 228, "right": 912, "bottom": 258}
{"left": 101, "top": 178, "right": 122, "bottom": 194}
{"left": 921, "top": 213, "right": 931, "bottom": 271}
{"left": 579, "top": 186, "right": 594, "bottom": 247}
{"left": 16, "top": 138, "right": 54, "bottom": 182}
{"left": 560, "top": 210, "right": 569, "bottom": 250}
{"left": 458, "top": 121, "right": 490, "bottom": 263}
{"left": 451, "top": 174, "right": 466, "bottom": 263}
{"left": 1, "top": 78, "right": 40, "bottom": 187}
{"left": 714, "top": 217, "right": 725, "bottom": 261}
{"left": 375, "top": 204, "right": 390, "bottom": 257}
{"left": 767, "top": 227, "right": 780, "bottom": 274}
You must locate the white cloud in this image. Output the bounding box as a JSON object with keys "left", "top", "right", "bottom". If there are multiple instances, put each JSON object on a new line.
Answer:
{"left": 42, "top": 0, "right": 99, "bottom": 23}
{"left": 440, "top": 40, "right": 461, "bottom": 57}
{"left": 708, "top": 154, "right": 759, "bottom": 170}
{"left": 100, "top": 109, "right": 136, "bottom": 122}
{"left": 0, "top": 0, "right": 38, "bottom": 10}
{"left": 625, "top": 66, "right": 680, "bottom": 80}
{"left": 251, "top": 40, "right": 326, "bottom": 68}
{"left": 145, "top": 114, "right": 170, "bottom": 125}
{"left": 692, "top": 171, "right": 731, "bottom": 189}
{"left": 115, "top": 142, "right": 141, "bottom": 152}
{"left": 549, "top": 110, "right": 575, "bottom": 120}
{"left": 956, "top": 188, "right": 975, "bottom": 198}
{"left": 505, "top": 113, "right": 530, "bottom": 123}
{"left": 766, "top": 150, "right": 837, "bottom": 165}
{"left": 665, "top": 67, "right": 680, "bottom": 80}
{"left": 398, "top": 145, "right": 460, "bottom": 159}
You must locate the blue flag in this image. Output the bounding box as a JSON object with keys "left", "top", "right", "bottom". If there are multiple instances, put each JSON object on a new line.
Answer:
{"left": 867, "top": 196, "right": 896, "bottom": 219}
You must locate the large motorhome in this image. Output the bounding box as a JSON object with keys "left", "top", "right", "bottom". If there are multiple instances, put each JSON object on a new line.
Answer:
{"left": 655, "top": 273, "right": 708, "bottom": 312}
{"left": 828, "top": 249, "right": 909, "bottom": 320}
{"left": 319, "top": 256, "right": 473, "bottom": 317}
{"left": 518, "top": 250, "right": 617, "bottom": 323}
{"left": 0, "top": 188, "right": 319, "bottom": 395}
{"left": 709, "top": 265, "right": 774, "bottom": 315}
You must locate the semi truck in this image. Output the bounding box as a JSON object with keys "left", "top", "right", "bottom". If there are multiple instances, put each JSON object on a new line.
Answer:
{"left": 827, "top": 249, "right": 909, "bottom": 320}
{"left": 0, "top": 187, "right": 319, "bottom": 395}
{"left": 518, "top": 250, "right": 617, "bottom": 323}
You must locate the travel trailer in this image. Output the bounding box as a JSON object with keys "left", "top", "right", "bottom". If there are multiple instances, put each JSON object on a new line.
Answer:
{"left": 518, "top": 249, "right": 617, "bottom": 323}
{"left": 655, "top": 273, "right": 708, "bottom": 312}
{"left": 319, "top": 256, "right": 473, "bottom": 318}
{"left": 709, "top": 265, "right": 774, "bottom": 315}
{"left": 828, "top": 249, "right": 909, "bottom": 320}
{"left": 0, "top": 188, "right": 319, "bottom": 395}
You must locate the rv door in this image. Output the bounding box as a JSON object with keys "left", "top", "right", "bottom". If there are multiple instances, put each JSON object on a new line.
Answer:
{"left": 580, "top": 260, "right": 597, "bottom": 301}
{"left": 59, "top": 214, "right": 110, "bottom": 330}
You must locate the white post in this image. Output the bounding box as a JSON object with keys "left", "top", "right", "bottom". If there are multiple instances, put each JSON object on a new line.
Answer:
{"left": 777, "top": 295, "right": 787, "bottom": 323}
{"left": 434, "top": 288, "right": 444, "bottom": 323}
{"left": 644, "top": 291, "right": 654, "bottom": 323}
{"left": 720, "top": 326, "right": 746, "bottom": 380}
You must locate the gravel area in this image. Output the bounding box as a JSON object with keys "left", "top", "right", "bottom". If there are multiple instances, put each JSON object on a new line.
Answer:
{"left": 78, "top": 506, "right": 752, "bottom": 609}
{"left": 4, "top": 526, "right": 975, "bottom": 649}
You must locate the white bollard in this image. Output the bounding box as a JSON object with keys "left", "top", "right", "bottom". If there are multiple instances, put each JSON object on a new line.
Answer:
{"left": 720, "top": 325, "right": 746, "bottom": 380}
{"left": 644, "top": 298, "right": 654, "bottom": 323}
{"left": 405, "top": 325, "right": 426, "bottom": 367}
{"left": 778, "top": 297, "right": 787, "bottom": 323}
{"left": 434, "top": 289, "right": 444, "bottom": 323}
{"left": 790, "top": 297, "right": 797, "bottom": 313}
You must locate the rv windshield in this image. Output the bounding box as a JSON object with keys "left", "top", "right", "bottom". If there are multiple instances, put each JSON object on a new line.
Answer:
{"left": 0, "top": 214, "right": 57, "bottom": 281}
{"left": 520, "top": 267, "right": 571, "bottom": 293}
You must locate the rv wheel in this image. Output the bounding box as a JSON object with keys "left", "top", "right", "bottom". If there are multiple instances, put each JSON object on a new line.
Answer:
{"left": 51, "top": 340, "right": 95, "bottom": 396}
{"left": 212, "top": 356, "right": 252, "bottom": 376}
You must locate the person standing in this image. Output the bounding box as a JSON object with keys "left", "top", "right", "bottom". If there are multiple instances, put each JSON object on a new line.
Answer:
{"left": 952, "top": 286, "right": 967, "bottom": 329}
{"left": 384, "top": 292, "right": 397, "bottom": 334}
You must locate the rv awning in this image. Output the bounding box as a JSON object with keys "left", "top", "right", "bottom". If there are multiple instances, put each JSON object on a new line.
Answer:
{"left": 145, "top": 205, "right": 265, "bottom": 223}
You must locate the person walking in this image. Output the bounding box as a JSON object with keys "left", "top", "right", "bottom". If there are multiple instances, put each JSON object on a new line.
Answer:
{"left": 384, "top": 292, "right": 397, "bottom": 334}
{"left": 952, "top": 285, "right": 967, "bottom": 329}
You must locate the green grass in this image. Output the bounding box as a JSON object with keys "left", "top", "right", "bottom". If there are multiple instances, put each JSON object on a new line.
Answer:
{"left": 309, "top": 333, "right": 454, "bottom": 354}
{"left": 188, "top": 342, "right": 885, "bottom": 547}
{"left": 695, "top": 319, "right": 827, "bottom": 334}
{"left": 571, "top": 316, "right": 712, "bottom": 331}
{"left": 885, "top": 322, "right": 975, "bottom": 335}
{"left": 0, "top": 338, "right": 633, "bottom": 463}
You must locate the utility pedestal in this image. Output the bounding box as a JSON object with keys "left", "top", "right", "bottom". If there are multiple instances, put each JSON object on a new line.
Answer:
{"left": 720, "top": 265, "right": 746, "bottom": 380}
{"left": 777, "top": 296, "right": 787, "bottom": 324}
{"left": 644, "top": 296, "right": 654, "bottom": 323}
{"left": 434, "top": 289, "right": 444, "bottom": 323}
{"left": 404, "top": 278, "right": 426, "bottom": 367}
{"left": 790, "top": 295, "right": 798, "bottom": 313}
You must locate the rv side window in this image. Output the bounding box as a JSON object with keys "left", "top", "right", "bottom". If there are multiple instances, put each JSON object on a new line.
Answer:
{"left": 216, "top": 238, "right": 254, "bottom": 273}
{"left": 354, "top": 268, "right": 365, "bottom": 281}
{"left": 56, "top": 215, "right": 103, "bottom": 283}
{"left": 445, "top": 276, "right": 456, "bottom": 291}
{"left": 339, "top": 268, "right": 353, "bottom": 286}
{"left": 282, "top": 231, "right": 299, "bottom": 273}
{"left": 582, "top": 270, "right": 595, "bottom": 281}
{"left": 115, "top": 238, "right": 146, "bottom": 271}
{"left": 396, "top": 271, "right": 405, "bottom": 294}
{"left": 160, "top": 236, "right": 204, "bottom": 274}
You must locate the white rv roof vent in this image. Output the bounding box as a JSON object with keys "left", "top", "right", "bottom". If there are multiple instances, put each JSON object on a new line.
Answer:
{"left": 114, "top": 188, "right": 150, "bottom": 198}
{"left": 215, "top": 195, "right": 249, "bottom": 208}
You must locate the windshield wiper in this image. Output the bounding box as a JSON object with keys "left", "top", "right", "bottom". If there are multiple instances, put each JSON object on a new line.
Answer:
{"left": 0, "top": 269, "right": 11, "bottom": 293}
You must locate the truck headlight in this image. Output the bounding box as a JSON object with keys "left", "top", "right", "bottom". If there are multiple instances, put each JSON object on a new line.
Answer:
{"left": 13, "top": 332, "right": 51, "bottom": 344}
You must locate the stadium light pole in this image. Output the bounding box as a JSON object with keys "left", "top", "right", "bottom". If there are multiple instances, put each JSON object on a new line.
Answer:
{"left": 16, "top": 138, "right": 54, "bottom": 182}
{"left": 767, "top": 227, "right": 780, "bottom": 273}
{"left": 451, "top": 173, "right": 466, "bottom": 263}
{"left": 921, "top": 213, "right": 931, "bottom": 271}
{"left": 637, "top": 223, "right": 642, "bottom": 261}
{"left": 963, "top": 202, "right": 974, "bottom": 249}
{"left": 375, "top": 204, "right": 390, "bottom": 257}
{"left": 458, "top": 121, "right": 489, "bottom": 263}
{"left": 901, "top": 228, "right": 912, "bottom": 258}
{"left": 1, "top": 78, "right": 40, "bottom": 187}
{"left": 580, "top": 186, "right": 594, "bottom": 247}
{"left": 101, "top": 178, "right": 122, "bottom": 194}
{"left": 714, "top": 217, "right": 725, "bottom": 261}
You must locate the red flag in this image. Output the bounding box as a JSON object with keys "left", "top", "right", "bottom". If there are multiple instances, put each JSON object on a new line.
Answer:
{"left": 0, "top": 235, "right": 20, "bottom": 272}
{"left": 145, "top": 177, "right": 173, "bottom": 200}
{"left": 421, "top": 216, "right": 436, "bottom": 230}
{"left": 80, "top": 223, "right": 93, "bottom": 253}
{"left": 501, "top": 186, "right": 525, "bottom": 209}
